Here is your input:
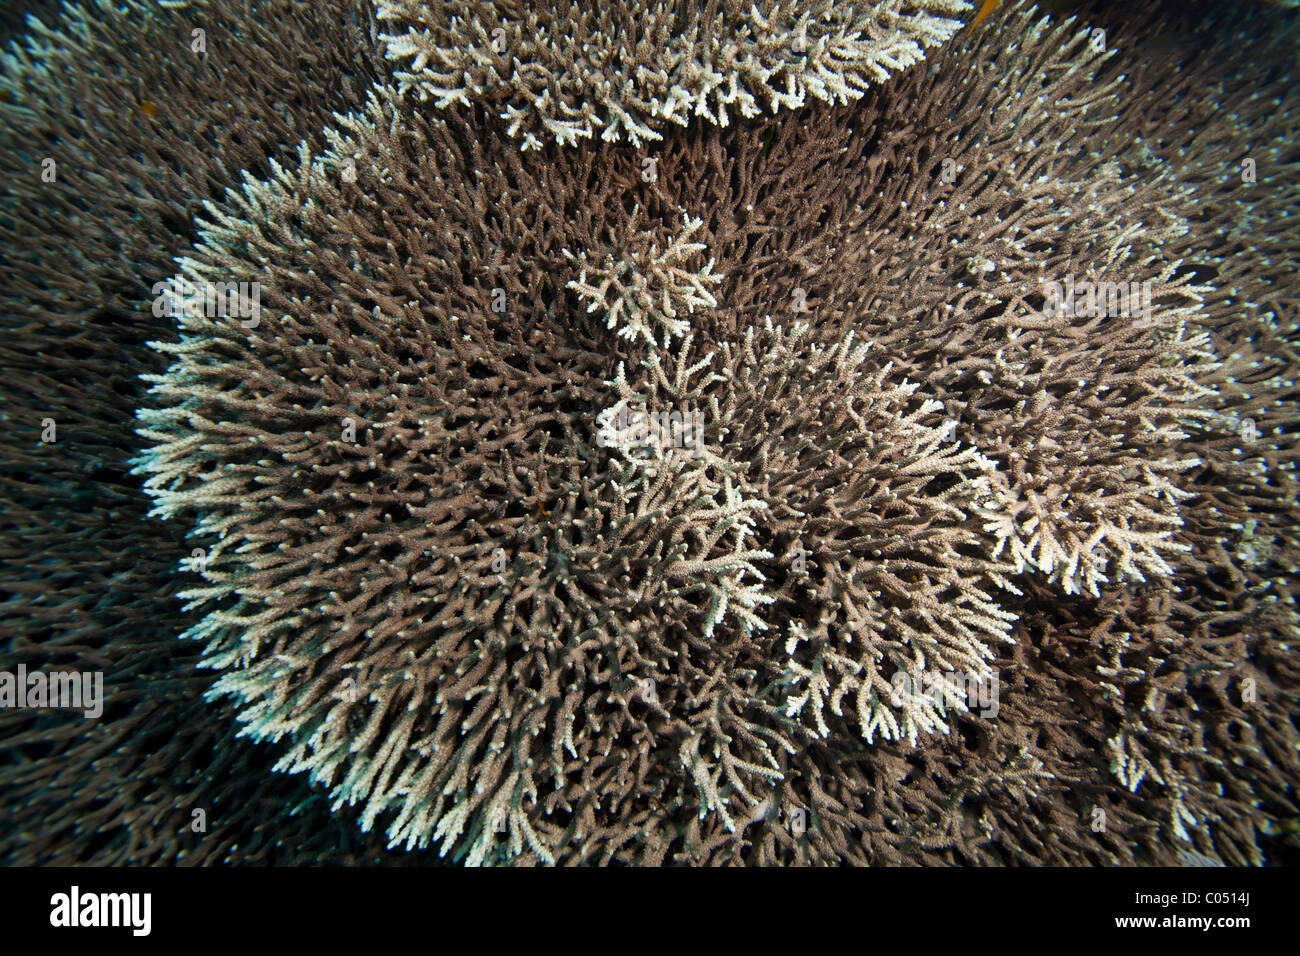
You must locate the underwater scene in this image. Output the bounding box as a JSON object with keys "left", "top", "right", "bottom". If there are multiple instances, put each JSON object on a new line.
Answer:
{"left": 1, "top": 0, "right": 1298, "bottom": 869}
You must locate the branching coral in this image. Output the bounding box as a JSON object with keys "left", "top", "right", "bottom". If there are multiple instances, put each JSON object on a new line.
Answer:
{"left": 601, "top": 322, "right": 1018, "bottom": 747}
{"left": 0, "top": 0, "right": 401, "bottom": 865}
{"left": 566, "top": 213, "right": 722, "bottom": 346}
{"left": 4, "top": 0, "right": 1298, "bottom": 866}
{"left": 131, "top": 0, "right": 1300, "bottom": 863}
{"left": 375, "top": 0, "right": 972, "bottom": 148}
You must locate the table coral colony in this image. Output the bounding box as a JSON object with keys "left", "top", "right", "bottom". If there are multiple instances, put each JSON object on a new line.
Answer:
{"left": 1, "top": 0, "right": 1297, "bottom": 866}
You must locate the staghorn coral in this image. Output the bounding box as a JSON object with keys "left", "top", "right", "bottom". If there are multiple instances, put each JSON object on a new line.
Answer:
{"left": 0, "top": 0, "right": 420, "bottom": 865}
{"left": 131, "top": 0, "right": 1299, "bottom": 865}
{"left": 2, "top": 0, "right": 1297, "bottom": 866}
{"left": 375, "top": 0, "right": 972, "bottom": 148}
{"left": 969, "top": 316, "right": 1218, "bottom": 597}
{"left": 1064, "top": 0, "right": 1300, "bottom": 861}
{"left": 598, "top": 322, "right": 1018, "bottom": 747}
{"left": 132, "top": 90, "right": 813, "bottom": 861}
{"left": 567, "top": 212, "right": 722, "bottom": 346}
{"left": 0, "top": 1, "right": 58, "bottom": 37}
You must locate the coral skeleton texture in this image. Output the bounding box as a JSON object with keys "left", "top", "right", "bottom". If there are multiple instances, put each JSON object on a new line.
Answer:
{"left": 2, "top": 0, "right": 1298, "bottom": 867}
{"left": 376, "top": 0, "right": 972, "bottom": 147}
{"left": 566, "top": 213, "right": 722, "bottom": 346}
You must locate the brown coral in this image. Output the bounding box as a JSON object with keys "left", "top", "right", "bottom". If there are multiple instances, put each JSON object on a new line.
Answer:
{"left": 376, "top": 0, "right": 972, "bottom": 148}
{"left": 0, "top": 0, "right": 410, "bottom": 865}
{"left": 134, "top": 0, "right": 1300, "bottom": 865}
{"left": 3, "top": 0, "right": 1297, "bottom": 866}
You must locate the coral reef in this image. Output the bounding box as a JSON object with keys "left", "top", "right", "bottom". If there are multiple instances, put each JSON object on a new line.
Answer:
{"left": 0, "top": 0, "right": 429, "bottom": 864}
{"left": 2, "top": 0, "right": 1298, "bottom": 865}
{"left": 376, "top": 0, "right": 972, "bottom": 148}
